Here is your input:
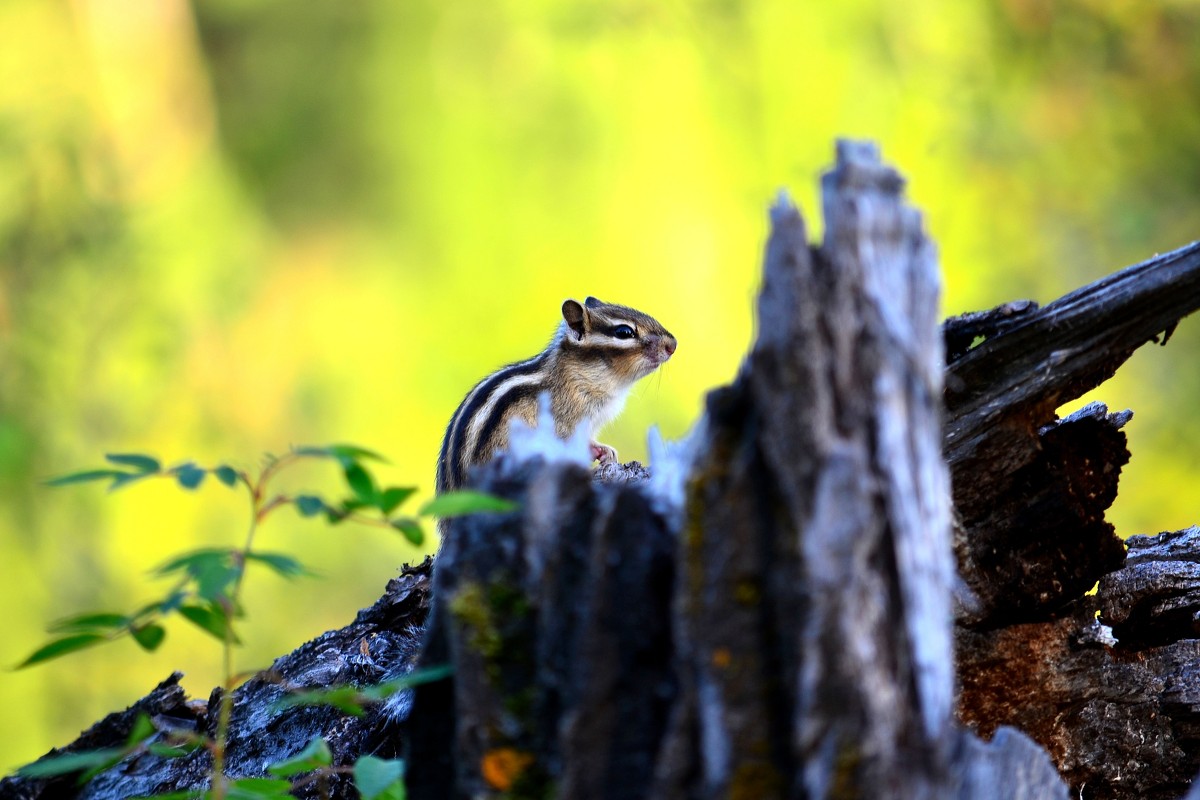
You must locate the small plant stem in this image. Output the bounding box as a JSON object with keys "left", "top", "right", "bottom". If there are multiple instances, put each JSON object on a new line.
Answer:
{"left": 288, "top": 765, "right": 355, "bottom": 792}
{"left": 211, "top": 472, "right": 270, "bottom": 799}
{"left": 211, "top": 679, "right": 232, "bottom": 800}
{"left": 256, "top": 495, "right": 290, "bottom": 523}
{"left": 253, "top": 453, "right": 300, "bottom": 506}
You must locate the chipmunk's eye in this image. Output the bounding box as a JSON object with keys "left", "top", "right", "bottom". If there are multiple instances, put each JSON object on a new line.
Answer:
{"left": 611, "top": 324, "right": 636, "bottom": 340}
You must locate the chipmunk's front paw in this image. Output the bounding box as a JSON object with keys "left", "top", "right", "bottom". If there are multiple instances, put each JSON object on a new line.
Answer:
{"left": 590, "top": 441, "right": 618, "bottom": 464}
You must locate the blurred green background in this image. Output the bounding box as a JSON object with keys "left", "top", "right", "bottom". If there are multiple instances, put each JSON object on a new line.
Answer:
{"left": 2, "top": 0, "right": 1199, "bottom": 772}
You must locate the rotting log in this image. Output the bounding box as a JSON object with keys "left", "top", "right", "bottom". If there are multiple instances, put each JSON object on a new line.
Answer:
{"left": 944, "top": 238, "right": 1200, "bottom": 627}
{"left": 5, "top": 141, "right": 1200, "bottom": 800}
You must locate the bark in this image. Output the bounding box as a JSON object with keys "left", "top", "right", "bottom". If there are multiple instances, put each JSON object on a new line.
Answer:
{"left": 6, "top": 141, "right": 1200, "bottom": 800}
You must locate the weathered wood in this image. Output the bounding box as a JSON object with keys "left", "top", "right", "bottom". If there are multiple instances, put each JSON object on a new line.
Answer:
{"left": 405, "top": 462, "right": 676, "bottom": 800}
{"left": 950, "top": 726, "right": 1070, "bottom": 800}
{"left": 945, "top": 240, "right": 1200, "bottom": 626}
{"left": 1099, "top": 525, "right": 1200, "bottom": 648}
{"left": 946, "top": 239, "right": 1200, "bottom": 439}
{"left": 957, "top": 587, "right": 1200, "bottom": 800}
{"left": 942, "top": 300, "right": 1039, "bottom": 363}
{"left": 942, "top": 239, "right": 1200, "bottom": 798}
{"left": 0, "top": 674, "right": 195, "bottom": 800}
{"left": 949, "top": 399, "right": 1131, "bottom": 626}
{"left": 668, "top": 140, "right": 955, "bottom": 797}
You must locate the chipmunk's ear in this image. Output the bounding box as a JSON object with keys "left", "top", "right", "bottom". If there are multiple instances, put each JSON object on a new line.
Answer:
{"left": 584, "top": 296, "right": 603, "bottom": 309}
{"left": 562, "top": 299, "right": 587, "bottom": 340}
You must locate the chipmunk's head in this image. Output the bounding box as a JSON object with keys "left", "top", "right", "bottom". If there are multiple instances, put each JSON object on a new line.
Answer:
{"left": 560, "top": 296, "right": 676, "bottom": 384}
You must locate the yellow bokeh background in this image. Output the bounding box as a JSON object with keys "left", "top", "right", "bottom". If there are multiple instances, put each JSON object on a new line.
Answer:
{"left": 2, "top": 0, "right": 1198, "bottom": 771}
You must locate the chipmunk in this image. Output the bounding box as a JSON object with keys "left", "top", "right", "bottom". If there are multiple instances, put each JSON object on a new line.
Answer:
{"left": 436, "top": 297, "right": 676, "bottom": 493}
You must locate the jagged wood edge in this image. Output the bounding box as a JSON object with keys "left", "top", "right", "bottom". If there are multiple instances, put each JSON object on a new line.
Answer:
{"left": 946, "top": 239, "right": 1200, "bottom": 450}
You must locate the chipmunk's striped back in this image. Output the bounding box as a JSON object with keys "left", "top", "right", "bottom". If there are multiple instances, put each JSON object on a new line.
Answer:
{"left": 437, "top": 348, "right": 553, "bottom": 492}
{"left": 436, "top": 297, "right": 676, "bottom": 494}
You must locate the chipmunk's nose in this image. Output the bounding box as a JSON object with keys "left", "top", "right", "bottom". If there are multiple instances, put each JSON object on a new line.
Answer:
{"left": 663, "top": 335, "right": 677, "bottom": 357}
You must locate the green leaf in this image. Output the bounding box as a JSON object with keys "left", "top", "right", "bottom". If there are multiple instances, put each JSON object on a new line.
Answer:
{"left": 194, "top": 563, "right": 241, "bottom": 601}
{"left": 147, "top": 741, "right": 203, "bottom": 758}
{"left": 330, "top": 444, "right": 386, "bottom": 463}
{"left": 155, "top": 549, "right": 240, "bottom": 601}
{"left": 154, "top": 549, "right": 227, "bottom": 576}
{"left": 178, "top": 603, "right": 238, "bottom": 644}
{"left": 128, "top": 790, "right": 205, "bottom": 800}
{"left": 172, "top": 463, "right": 206, "bottom": 490}
{"left": 354, "top": 755, "right": 405, "bottom": 800}
{"left": 379, "top": 486, "right": 417, "bottom": 515}
{"left": 362, "top": 664, "right": 454, "bottom": 700}
{"left": 130, "top": 623, "right": 166, "bottom": 652}
{"left": 18, "top": 634, "right": 109, "bottom": 668}
{"left": 340, "top": 497, "right": 369, "bottom": 514}
{"left": 389, "top": 518, "right": 424, "bottom": 546}
{"left": 293, "top": 444, "right": 386, "bottom": 465}
{"left": 47, "top": 612, "right": 129, "bottom": 634}
{"left": 45, "top": 469, "right": 125, "bottom": 487}
{"left": 105, "top": 453, "right": 161, "bottom": 473}
{"left": 294, "top": 495, "right": 326, "bottom": 518}
{"left": 419, "top": 490, "right": 518, "bottom": 518}
{"left": 154, "top": 591, "right": 187, "bottom": 615}
{"left": 16, "top": 747, "right": 125, "bottom": 779}
{"left": 267, "top": 737, "right": 333, "bottom": 777}
{"left": 109, "top": 471, "right": 154, "bottom": 491}
{"left": 213, "top": 465, "right": 240, "bottom": 487}
{"left": 272, "top": 685, "right": 367, "bottom": 716}
{"left": 343, "top": 462, "right": 378, "bottom": 505}
{"left": 226, "top": 777, "right": 294, "bottom": 799}
{"left": 245, "top": 552, "right": 312, "bottom": 579}
{"left": 126, "top": 714, "right": 156, "bottom": 746}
